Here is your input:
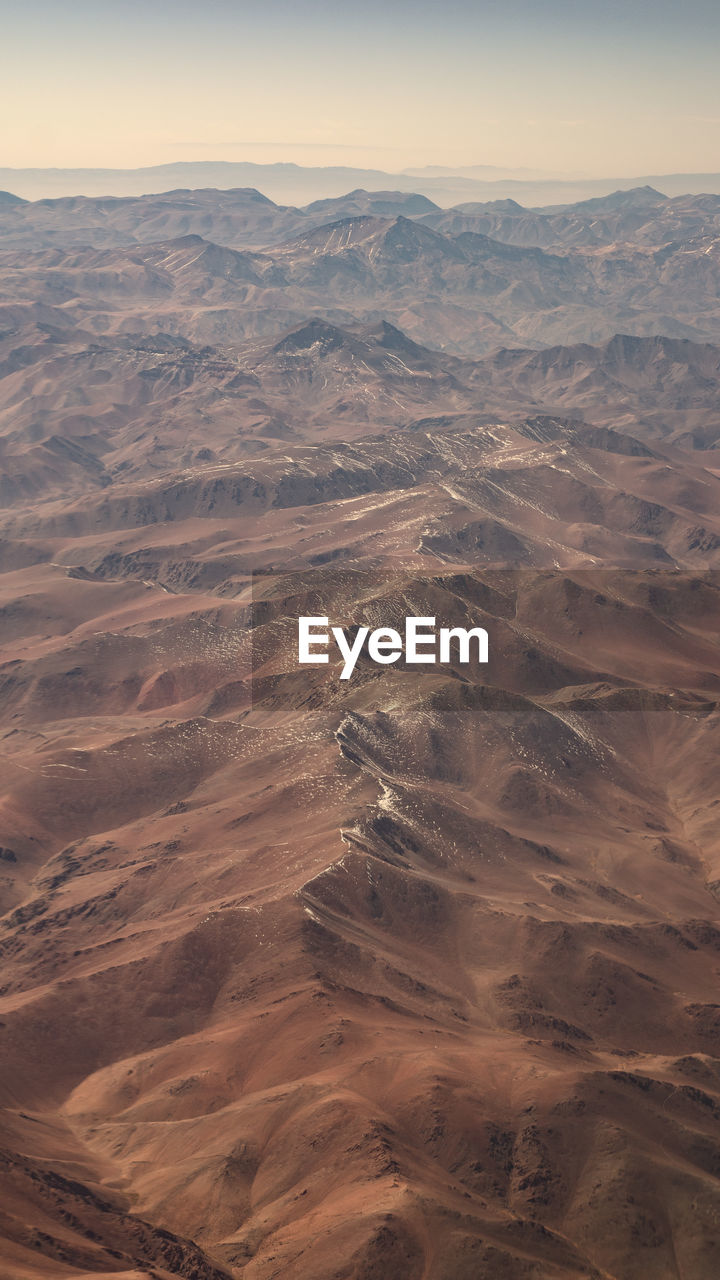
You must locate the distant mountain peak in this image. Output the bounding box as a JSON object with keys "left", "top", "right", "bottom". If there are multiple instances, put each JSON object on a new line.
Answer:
{"left": 272, "top": 318, "right": 349, "bottom": 353}
{"left": 571, "top": 185, "right": 668, "bottom": 213}
{"left": 221, "top": 186, "right": 277, "bottom": 204}
{"left": 383, "top": 215, "right": 463, "bottom": 259}
{"left": 365, "top": 319, "right": 433, "bottom": 358}
{"left": 487, "top": 198, "right": 525, "bottom": 212}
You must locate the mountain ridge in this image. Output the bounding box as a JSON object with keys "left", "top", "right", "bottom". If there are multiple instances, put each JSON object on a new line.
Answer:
{"left": 3, "top": 160, "right": 720, "bottom": 204}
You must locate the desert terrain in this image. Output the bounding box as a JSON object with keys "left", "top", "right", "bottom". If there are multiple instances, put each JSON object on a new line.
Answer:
{"left": 1, "top": 182, "right": 720, "bottom": 1280}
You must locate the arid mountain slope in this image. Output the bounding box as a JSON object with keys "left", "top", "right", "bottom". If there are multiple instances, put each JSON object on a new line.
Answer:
{"left": 2, "top": 417, "right": 720, "bottom": 1278}
{"left": 2, "top": 307, "right": 720, "bottom": 506}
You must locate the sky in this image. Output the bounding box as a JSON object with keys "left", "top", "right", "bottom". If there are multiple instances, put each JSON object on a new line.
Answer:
{"left": 2, "top": 0, "right": 719, "bottom": 176}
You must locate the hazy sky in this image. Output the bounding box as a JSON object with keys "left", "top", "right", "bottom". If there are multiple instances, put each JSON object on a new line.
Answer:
{"left": 2, "top": 0, "right": 719, "bottom": 175}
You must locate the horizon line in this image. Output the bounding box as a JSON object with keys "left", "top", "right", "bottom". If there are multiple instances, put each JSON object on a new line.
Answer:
{"left": 2, "top": 159, "right": 720, "bottom": 183}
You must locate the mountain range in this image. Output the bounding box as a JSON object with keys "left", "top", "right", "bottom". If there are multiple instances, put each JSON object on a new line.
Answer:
{"left": 3, "top": 160, "right": 720, "bottom": 204}
{"left": 2, "top": 181, "right": 720, "bottom": 1280}
{"left": 2, "top": 190, "right": 720, "bottom": 365}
